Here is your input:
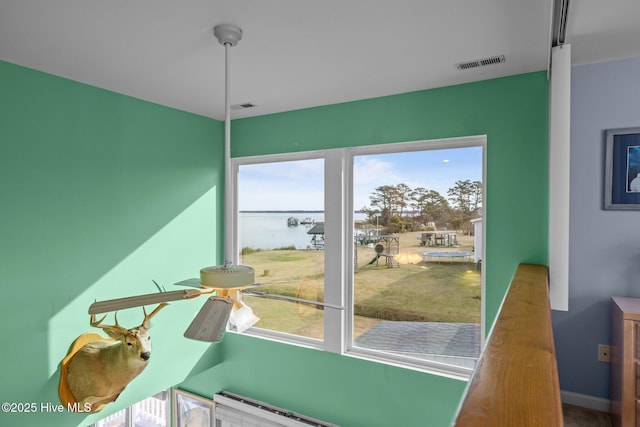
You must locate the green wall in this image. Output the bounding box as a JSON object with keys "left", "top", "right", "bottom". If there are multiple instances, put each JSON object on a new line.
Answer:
{"left": 0, "top": 59, "right": 548, "bottom": 427}
{"left": 231, "top": 71, "right": 549, "bottom": 328}
{"left": 0, "top": 60, "right": 225, "bottom": 426}
{"left": 180, "top": 71, "right": 550, "bottom": 426}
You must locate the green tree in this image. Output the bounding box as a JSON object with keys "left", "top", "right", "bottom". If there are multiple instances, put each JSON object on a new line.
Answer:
{"left": 394, "top": 183, "right": 411, "bottom": 218}
{"left": 359, "top": 205, "right": 380, "bottom": 222}
{"left": 369, "top": 185, "right": 395, "bottom": 225}
{"left": 447, "top": 179, "right": 483, "bottom": 232}
{"left": 472, "top": 180, "right": 483, "bottom": 212}
{"left": 410, "top": 187, "right": 429, "bottom": 218}
{"left": 447, "top": 180, "right": 475, "bottom": 216}
{"left": 410, "top": 187, "right": 450, "bottom": 226}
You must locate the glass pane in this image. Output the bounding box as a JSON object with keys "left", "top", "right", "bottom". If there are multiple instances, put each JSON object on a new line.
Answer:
{"left": 93, "top": 409, "right": 126, "bottom": 427}
{"left": 91, "top": 392, "right": 169, "bottom": 427}
{"left": 132, "top": 392, "right": 167, "bottom": 427}
{"left": 352, "top": 147, "right": 483, "bottom": 369}
{"left": 238, "top": 159, "right": 325, "bottom": 341}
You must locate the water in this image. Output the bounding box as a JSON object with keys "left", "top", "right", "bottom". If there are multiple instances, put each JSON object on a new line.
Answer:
{"left": 239, "top": 211, "right": 366, "bottom": 250}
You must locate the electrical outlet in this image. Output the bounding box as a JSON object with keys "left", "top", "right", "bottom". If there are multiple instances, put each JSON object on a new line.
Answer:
{"left": 598, "top": 344, "right": 611, "bottom": 363}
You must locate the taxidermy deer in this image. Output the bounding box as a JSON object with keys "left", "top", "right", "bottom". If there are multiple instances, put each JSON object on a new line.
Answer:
{"left": 61, "top": 303, "right": 167, "bottom": 412}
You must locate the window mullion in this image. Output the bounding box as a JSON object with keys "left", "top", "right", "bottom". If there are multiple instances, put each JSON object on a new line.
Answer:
{"left": 323, "top": 149, "right": 345, "bottom": 353}
{"left": 344, "top": 150, "right": 355, "bottom": 354}
{"left": 126, "top": 405, "right": 133, "bottom": 426}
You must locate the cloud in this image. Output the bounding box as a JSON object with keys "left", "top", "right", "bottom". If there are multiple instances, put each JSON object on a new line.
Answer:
{"left": 239, "top": 159, "right": 324, "bottom": 210}
{"left": 354, "top": 157, "right": 402, "bottom": 185}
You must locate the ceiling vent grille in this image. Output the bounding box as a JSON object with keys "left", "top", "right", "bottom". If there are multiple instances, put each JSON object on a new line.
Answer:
{"left": 456, "top": 55, "right": 505, "bottom": 71}
{"left": 231, "top": 102, "right": 256, "bottom": 110}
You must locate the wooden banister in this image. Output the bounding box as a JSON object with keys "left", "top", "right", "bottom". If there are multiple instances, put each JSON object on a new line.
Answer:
{"left": 453, "top": 263, "right": 563, "bottom": 426}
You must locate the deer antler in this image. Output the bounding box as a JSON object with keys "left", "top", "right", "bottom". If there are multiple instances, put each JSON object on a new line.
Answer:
{"left": 90, "top": 312, "right": 129, "bottom": 338}
{"left": 141, "top": 303, "right": 168, "bottom": 329}
{"left": 90, "top": 313, "right": 108, "bottom": 328}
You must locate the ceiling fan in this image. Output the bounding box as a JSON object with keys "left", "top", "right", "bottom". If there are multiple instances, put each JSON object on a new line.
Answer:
{"left": 87, "top": 23, "right": 342, "bottom": 340}
{"left": 88, "top": 24, "right": 258, "bottom": 342}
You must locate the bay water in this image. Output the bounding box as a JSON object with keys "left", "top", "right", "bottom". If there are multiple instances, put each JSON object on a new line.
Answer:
{"left": 239, "top": 211, "right": 366, "bottom": 250}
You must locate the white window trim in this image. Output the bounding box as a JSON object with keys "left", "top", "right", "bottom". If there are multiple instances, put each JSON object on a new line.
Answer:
{"left": 231, "top": 149, "right": 332, "bottom": 354}
{"left": 230, "top": 135, "right": 486, "bottom": 379}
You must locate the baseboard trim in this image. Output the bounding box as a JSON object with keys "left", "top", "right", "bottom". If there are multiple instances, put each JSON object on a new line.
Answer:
{"left": 561, "top": 390, "right": 610, "bottom": 412}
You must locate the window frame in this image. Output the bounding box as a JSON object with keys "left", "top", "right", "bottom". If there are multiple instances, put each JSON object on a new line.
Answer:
{"left": 231, "top": 135, "right": 486, "bottom": 379}
{"left": 343, "top": 136, "right": 486, "bottom": 379}
{"left": 90, "top": 389, "right": 170, "bottom": 427}
{"left": 232, "top": 150, "right": 333, "bottom": 351}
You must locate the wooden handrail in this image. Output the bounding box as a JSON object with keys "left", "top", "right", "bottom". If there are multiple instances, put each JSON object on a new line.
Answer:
{"left": 453, "top": 264, "right": 563, "bottom": 426}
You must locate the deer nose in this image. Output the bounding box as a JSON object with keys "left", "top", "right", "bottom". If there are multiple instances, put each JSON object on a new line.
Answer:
{"left": 141, "top": 351, "right": 151, "bottom": 361}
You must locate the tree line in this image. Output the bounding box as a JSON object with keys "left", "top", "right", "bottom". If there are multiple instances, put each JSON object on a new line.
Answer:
{"left": 360, "top": 180, "right": 482, "bottom": 233}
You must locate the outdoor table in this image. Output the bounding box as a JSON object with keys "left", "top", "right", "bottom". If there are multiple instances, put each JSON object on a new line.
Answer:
{"left": 419, "top": 231, "right": 458, "bottom": 247}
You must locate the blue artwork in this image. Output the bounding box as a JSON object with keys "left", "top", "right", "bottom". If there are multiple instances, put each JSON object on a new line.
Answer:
{"left": 606, "top": 129, "right": 640, "bottom": 209}
{"left": 627, "top": 145, "right": 640, "bottom": 192}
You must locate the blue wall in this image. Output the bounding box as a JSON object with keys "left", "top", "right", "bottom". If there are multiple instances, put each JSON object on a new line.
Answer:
{"left": 553, "top": 56, "right": 640, "bottom": 400}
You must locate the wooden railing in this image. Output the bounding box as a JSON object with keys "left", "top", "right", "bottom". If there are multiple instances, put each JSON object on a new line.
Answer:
{"left": 453, "top": 263, "right": 563, "bottom": 426}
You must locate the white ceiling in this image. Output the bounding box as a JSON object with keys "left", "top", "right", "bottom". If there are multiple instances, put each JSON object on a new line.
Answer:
{"left": 1, "top": 0, "right": 639, "bottom": 120}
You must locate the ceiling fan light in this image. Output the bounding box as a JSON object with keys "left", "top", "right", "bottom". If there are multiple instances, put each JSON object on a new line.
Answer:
{"left": 229, "top": 301, "right": 260, "bottom": 333}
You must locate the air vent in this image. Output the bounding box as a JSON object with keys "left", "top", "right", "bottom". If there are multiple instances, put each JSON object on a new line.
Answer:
{"left": 231, "top": 102, "right": 256, "bottom": 110}
{"left": 456, "top": 55, "right": 505, "bottom": 71}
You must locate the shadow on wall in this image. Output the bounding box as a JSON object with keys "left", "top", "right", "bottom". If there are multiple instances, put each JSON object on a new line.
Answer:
{"left": 3, "top": 184, "right": 223, "bottom": 425}
{"left": 0, "top": 60, "right": 226, "bottom": 426}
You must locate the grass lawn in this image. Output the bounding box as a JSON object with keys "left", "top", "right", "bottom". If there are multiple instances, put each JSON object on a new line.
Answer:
{"left": 240, "top": 231, "right": 481, "bottom": 341}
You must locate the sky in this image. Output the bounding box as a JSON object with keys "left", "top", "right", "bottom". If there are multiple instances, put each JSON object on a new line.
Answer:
{"left": 237, "top": 146, "right": 483, "bottom": 211}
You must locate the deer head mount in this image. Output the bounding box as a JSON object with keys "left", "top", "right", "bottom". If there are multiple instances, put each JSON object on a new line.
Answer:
{"left": 58, "top": 303, "right": 167, "bottom": 413}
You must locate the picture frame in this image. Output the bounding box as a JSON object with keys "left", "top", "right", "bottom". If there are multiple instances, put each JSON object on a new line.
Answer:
{"left": 172, "top": 388, "right": 216, "bottom": 427}
{"left": 604, "top": 127, "right": 640, "bottom": 210}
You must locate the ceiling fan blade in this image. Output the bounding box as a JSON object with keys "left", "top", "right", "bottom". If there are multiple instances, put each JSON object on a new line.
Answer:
{"left": 88, "top": 289, "right": 204, "bottom": 315}
{"left": 174, "top": 278, "right": 202, "bottom": 288}
{"left": 184, "top": 297, "right": 234, "bottom": 342}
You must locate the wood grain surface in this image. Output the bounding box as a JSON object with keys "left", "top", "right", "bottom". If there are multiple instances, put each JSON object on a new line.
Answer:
{"left": 453, "top": 263, "right": 562, "bottom": 426}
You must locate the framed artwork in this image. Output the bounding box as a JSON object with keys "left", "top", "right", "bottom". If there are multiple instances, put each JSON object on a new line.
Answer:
{"left": 604, "top": 127, "right": 640, "bottom": 210}
{"left": 172, "top": 388, "right": 216, "bottom": 427}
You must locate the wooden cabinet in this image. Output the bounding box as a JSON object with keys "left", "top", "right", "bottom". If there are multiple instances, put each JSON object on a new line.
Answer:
{"left": 611, "top": 297, "right": 640, "bottom": 427}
